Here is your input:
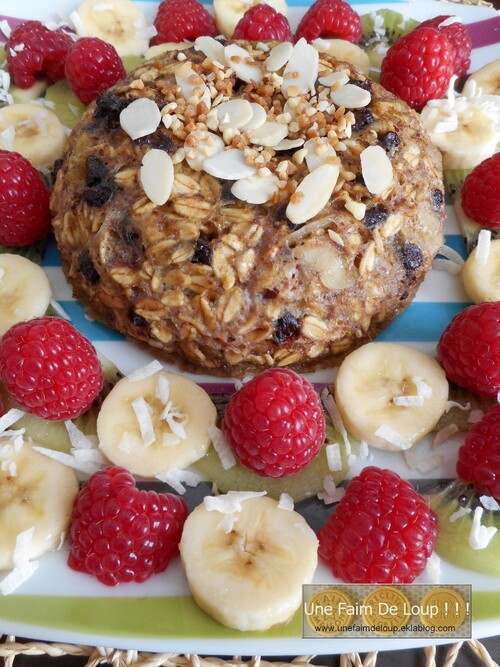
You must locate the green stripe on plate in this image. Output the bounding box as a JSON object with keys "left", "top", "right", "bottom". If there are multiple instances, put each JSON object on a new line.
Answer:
{"left": 0, "top": 595, "right": 301, "bottom": 639}
{"left": 472, "top": 592, "right": 500, "bottom": 622}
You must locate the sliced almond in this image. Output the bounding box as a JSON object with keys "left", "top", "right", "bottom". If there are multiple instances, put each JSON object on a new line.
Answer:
{"left": 231, "top": 173, "right": 279, "bottom": 204}
{"left": 360, "top": 145, "right": 393, "bottom": 195}
{"left": 273, "top": 138, "right": 305, "bottom": 151}
{"left": 304, "top": 137, "right": 337, "bottom": 172}
{"left": 217, "top": 99, "right": 253, "bottom": 130}
{"left": 140, "top": 149, "right": 174, "bottom": 205}
{"left": 203, "top": 148, "right": 257, "bottom": 180}
{"left": 240, "top": 103, "right": 267, "bottom": 131}
{"left": 224, "top": 44, "right": 262, "bottom": 84}
{"left": 318, "top": 71, "right": 349, "bottom": 87}
{"left": 265, "top": 42, "right": 293, "bottom": 73}
{"left": 184, "top": 130, "right": 224, "bottom": 170}
{"left": 331, "top": 83, "right": 371, "bottom": 109}
{"left": 194, "top": 36, "right": 225, "bottom": 65}
{"left": 249, "top": 121, "right": 288, "bottom": 147}
{"left": 286, "top": 163, "right": 339, "bottom": 226}
{"left": 282, "top": 38, "right": 319, "bottom": 98}
{"left": 119, "top": 98, "right": 161, "bottom": 140}
{"left": 175, "top": 61, "right": 210, "bottom": 107}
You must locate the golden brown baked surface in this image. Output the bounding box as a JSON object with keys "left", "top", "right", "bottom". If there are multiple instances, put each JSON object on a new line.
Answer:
{"left": 51, "top": 40, "right": 445, "bottom": 377}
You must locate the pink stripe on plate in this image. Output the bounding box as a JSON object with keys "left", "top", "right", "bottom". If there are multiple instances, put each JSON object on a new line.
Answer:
{"left": 466, "top": 16, "right": 500, "bottom": 49}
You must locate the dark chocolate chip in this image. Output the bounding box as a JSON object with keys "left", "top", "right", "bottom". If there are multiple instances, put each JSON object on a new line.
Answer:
{"left": 351, "top": 79, "right": 372, "bottom": 92}
{"left": 93, "top": 93, "right": 130, "bottom": 130}
{"left": 273, "top": 312, "right": 300, "bottom": 345}
{"left": 379, "top": 131, "right": 400, "bottom": 153}
{"left": 191, "top": 239, "right": 213, "bottom": 265}
{"left": 129, "top": 309, "right": 148, "bottom": 328}
{"left": 363, "top": 204, "right": 388, "bottom": 231}
{"left": 400, "top": 241, "right": 423, "bottom": 274}
{"left": 352, "top": 109, "right": 375, "bottom": 132}
{"left": 263, "top": 289, "right": 279, "bottom": 299}
{"left": 432, "top": 189, "right": 444, "bottom": 211}
{"left": 77, "top": 249, "right": 100, "bottom": 284}
{"left": 134, "top": 131, "right": 174, "bottom": 153}
{"left": 85, "top": 155, "right": 108, "bottom": 187}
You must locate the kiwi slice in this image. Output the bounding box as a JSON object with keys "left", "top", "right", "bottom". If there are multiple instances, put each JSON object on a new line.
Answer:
{"left": 427, "top": 481, "right": 500, "bottom": 576}
{"left": 193, "top": 422, "right": 354, "bottom": 503}
{"left": 45, "top": 80, "right": 86, "bottom": 129}
{"left": 0, "top": 353, "right": 123, "bottom": 453}
{"left": 361, "top": 10, "right": 419, "bottom": 78}
{"left": 444, "top": 168, "right": 473, "bottom": 198}
{"left": 0, "top": 240, "right": 47, "bottom": 265}
{"left": 0, "top": 46, "right": 6, "bottom": 68}
{"left": 433, "top": 383, "right": 495, "bottom": 433}
{"left": 452, "top": 192, "right": 500, "bottom": 253}
{"left": 122, "top": 55, "right": 144, "bottom": 73}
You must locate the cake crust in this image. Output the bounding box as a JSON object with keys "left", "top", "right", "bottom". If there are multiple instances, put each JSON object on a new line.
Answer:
{"left": 51, "top": 41, "right": 445, "bottom": 377}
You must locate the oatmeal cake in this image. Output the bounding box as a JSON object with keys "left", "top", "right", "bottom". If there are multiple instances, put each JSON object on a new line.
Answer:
{"left": 51, "top": 39, "right": 445, "bottom": 377}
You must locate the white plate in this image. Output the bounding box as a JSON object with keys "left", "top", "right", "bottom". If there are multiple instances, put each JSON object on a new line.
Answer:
{"left": 0, "top": 0, "right": 499, "bottom": 655}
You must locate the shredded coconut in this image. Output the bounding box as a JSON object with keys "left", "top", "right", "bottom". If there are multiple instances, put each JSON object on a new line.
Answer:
{"left": 32, "top": 445, "right": 102, "bottom": 475}
{"left": 0, "top": 19, "right": 12, "bottom": 38}
{"left": 469, "top": 507, "right": 497, "bottom": 549}
{"left": 358, "top": 440, "right": 370, "bottom": 460}
{"left": 438, "top": 244, "right": 465, "bottom": 266}
{"left": 434, "top": 423, "right": 459, "bottom": 447}
{"left": 65, "top": 421, "right": 94, "bottom": 450}
{"left": 450, "top": 506, "right": 472, "bottom": 523}
{"left": 131, "top": 396, "right": 156, "bottom": 447}
{"left": 0, "top": 527, "right": 40, "bottom": 596}
{"left": 160, "top": 402, "right": 188, "bottom": 440}
{"left": 155, "top": 374, "right": 170, "bottom": 404}
{"left": 475, "top": 229, "right": 492, "bottom": 265}
{"left": 445, "top": 400, "right": 470, "bottom": 413}
{"left": 413, "top": 377, "right": 433, "bottom": 400}
{"left": 127, "top": 360, "right": 163, "bottom": 382}
{"left": 156, "top": 469, "right": 202, "bottom": 495}
{"left": 321, "top": 389, "right": 351, "bottom": 454}
{"left": 432, "top": 258, "right": 462, "bottom": 274}
{"left": 117, "top": 432, "right": 132, "bottom": 453}
{"left": 416, "top": 454, "right": 444, "bottom": 474}
{"left": 208, "top": 424, "right": 236, "bottom": 470}
{"left": 480, "top": 495, "right": 500, "bottom": 511}
{"left": 217, "top": 513, "right": 238, "bottom": 533}
{"left": 468, "top": 409, "right": 484, "bottom": 423}
{"left": 278, "top": 492, "right": 294, "bottom": 511}
{"left": 0, "top": 409, "right": 25, "bottom": 435}
{"left": 324, "top": 442, "right": 342, "bottom": 471}
{"left": 318, "top": 476, "right": 345, "bottom": 505}
{"left": 204, "top": 491, "right": 266, "bottom": 514}
{"left": 419, "top": 551, "right": 441, "bottom": 584}
{"left": 69, "top": 10, "right": 88, "bottom": 36}
{"left": 393, "top": 394, "right": 424, "bottom": 407}
{"left": 375, "top": 425, "right": 412, "bottom": 450}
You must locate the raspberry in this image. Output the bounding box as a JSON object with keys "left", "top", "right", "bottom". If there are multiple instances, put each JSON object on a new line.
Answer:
{"left": 0, "top": 317, "right": 103, "bottom": 421}
{"left": 437, "top": 302, "right": 500, "bottom": 398}
{"left": 0, "top": 150, "right": 51, "bottom": 247}
{"left": 68, "top": 466, "right": 188, "bottom": 586}
{"left": 457, "top": 404, "right": 500, "bottom": 500}
{"left": 151, "top": 0, "right": 217, "bottom": 45}
{"left": 295, "top": 0, "right": 362, "bottom": 44}
{"left": 233, "top": 5, "right": 293, "bottom": 42}
{"left": 65, "top": 37, "right": 126, "bottom": 105}
{"left": 318, "top": 467, "right": 437, "bottom": 583}
{"left": 380, "top": 27, "right": 454, "bottom": 110}
{"left": 6, "top": 21, "right": 73, "bottom": 89}
{"left": 418, "top": 16, "right": 472, "bottom": 77}
{"left": 461, "top": 153, "right": 500, "bottom": 230}
{"left": 222, "top": 369, "right": 325, "bottom": 478}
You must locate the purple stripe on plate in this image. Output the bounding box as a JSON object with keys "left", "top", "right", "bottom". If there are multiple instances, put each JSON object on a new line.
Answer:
{"left": 0, "top": 16, "right": 23, "bottom": 40}
{"left": 466, "top": 16, "right": 500, "bottom": 49}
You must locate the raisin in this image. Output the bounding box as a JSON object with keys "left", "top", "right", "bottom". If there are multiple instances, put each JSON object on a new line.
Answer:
{"left": 77, "top": 250, "right": 100, "bottom": 284}
{"left": 400, "top": 242, "right": 423, "bottom": 274}
{"left": 135, "top": 131, "right": 174, "bottom": 153}
{"left": 83, "top": 155, "right": 117, "bottom": 208}
{"left": 363, "top": 204, "right": 388, "bottom": 231}
{"left": 119, "top": 217, "right": 140, "bottom": 245}
{"left": 273, "top": 312, "right": 300, "bottom": 345}
{"left": 351, "top": 78, "right": 372, "bottom": 92}
{"left": 93, "top": 93, "right": 130, "bottom": 130}
{"left": 220, "top": 180, "right": 236, "bottom": 201}
{"left": 51, "top": 158, "right": 63, "bottom": 184}
{"left": 379, "top": 131, "right": 400, "bottom": 153}
{"left": 432, "top": 189, "right": 444, "bottom": 211}
{"left": 191, "top": 239, "right": 213, "bottom": 265}
{"left": 352, "top": 109, "right": 374, "bottom": 132}
{"left": 129, "top": 309, "right": 148, "bottom": 328}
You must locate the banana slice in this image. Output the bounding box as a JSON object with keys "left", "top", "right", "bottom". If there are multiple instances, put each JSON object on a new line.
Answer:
{"left": 0, "top": 254, "right": 52, "bottom": 337}
{"left": 420, "top": 101, "right": 498, "bottom": 170}
{"left": 97, "top": 370, "right": 217, "bottom": 477}
{"left": 213, "top": 0, "right": 287, "bottom": 38}
{"left": 313, "top": 39, "right": 370, "bottom": 76}
{"left": 11, "top": 80, "right": 48, "bottom": 104}
{"left": 462, "top": 237, "right": 500, "bottom": 303}
{"left": 0, "top": 441, "right": 79, "bottom": 570}
{"left": 0, "top": 103, "right": 67, "bottom": 169}
{"left": 335, "top": 342, "right": 449, "bottom": 450}
{"left": 180, "top": 494, "right": 318, "bottom": 631}
{"left": 467, "top": 59, "right": 500, "bottom": 96}
{"left": 73, "top": 0, "right": 150, "bottom": 57}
